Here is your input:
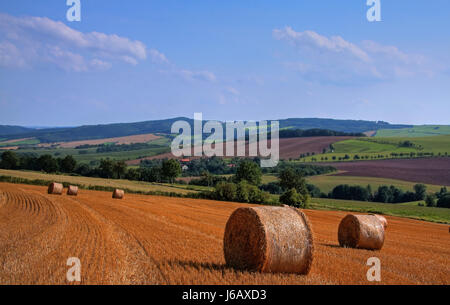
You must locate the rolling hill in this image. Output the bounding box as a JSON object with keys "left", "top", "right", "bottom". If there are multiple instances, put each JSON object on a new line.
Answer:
{"left": 0, "top": 125, "right": 34, "bottom": 137}
{"left": 375, "top": 125, "right": 450, "bottom": 137}
{"left": 0, "top": 117, "right": 411, "bottom": 143}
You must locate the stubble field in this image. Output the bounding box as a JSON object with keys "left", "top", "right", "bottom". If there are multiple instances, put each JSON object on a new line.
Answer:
{"left": 0, "top": 183, "right": 448, "bottom": 285}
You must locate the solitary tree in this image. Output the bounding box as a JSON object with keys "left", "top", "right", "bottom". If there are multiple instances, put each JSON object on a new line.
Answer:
{"left": 99, "top": 159, "right": 115, "bottom": 178}
{"left": 113, "top": 161, "right": 127, "bottom": 179}
{"left": 414, "top": 184, "right": 427, "bottom": 201}
{"left": 161, "top": 159, "right": 181, "bottom": 183}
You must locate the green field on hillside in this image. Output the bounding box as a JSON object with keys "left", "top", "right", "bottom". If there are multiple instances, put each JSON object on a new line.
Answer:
{"left": 305, "top": 174, "right": 443, "bottom": 194}
{"left": 262, "top": 173, "right": 444, "bottom": 194}
{"left": 0, "top": 138, "right": 41, "bottom": 147}
{"left": 299, "top": 135, "right": 450, "bottom": 162}
{"left": 376, "top": 125, "right": 450, "bottom": 137}
{"left": 310, "top": 198, "right": 450, "bottom": 224}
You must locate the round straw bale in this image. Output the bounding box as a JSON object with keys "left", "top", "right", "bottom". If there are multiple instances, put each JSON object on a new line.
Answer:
{"left": 67, "top": 185, "right": 78, "bottom": 196}
{"left": 112, "top": 189, "right": 124, "bottom": 199}
{"left": 338, "top": 214, "right": 385, "bottom": 250}
{"left": 47, "top": 182, "right": 63, "bottom": 195}
{"left": 223, "top": 206, "right": 314, "bottom": 274}
{"left": 372, "top": 214, "right": 388, "bottom": 229}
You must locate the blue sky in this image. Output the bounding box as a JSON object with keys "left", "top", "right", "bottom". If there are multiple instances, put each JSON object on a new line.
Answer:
{"left": 0, "top": 0, "right": 449, "bottom": 126}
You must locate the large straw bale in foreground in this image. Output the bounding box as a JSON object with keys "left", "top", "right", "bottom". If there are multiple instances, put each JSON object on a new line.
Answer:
{"left": 112, "top": 189, "right": 124, "bottom": 199}
{"left": 223, "top": 206, "right": 314, "bottom": 274}
{"left": 67, "top": 185, "right": 78, "bottom": 196}
{"left": 372, "top": 214, "right": 388, "bottom": 229}
{"left": 338, "top": 214, "right": 385, "bottom": 250}
{"left": 47, "top": 182, "right": 63, "bottom": 195}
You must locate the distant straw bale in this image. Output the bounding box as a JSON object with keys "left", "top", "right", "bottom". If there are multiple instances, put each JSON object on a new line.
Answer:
{"left": 112, "top": 189, "right": 124, "bottom": 199}
{"left": 47, "top": 182, "right": 63, "bottom": 195}
{"left": 67, "top": 185, "right": 78, "bottom": 196}
{"left": 338, "top": 214, "right": 385, "bottom": 250}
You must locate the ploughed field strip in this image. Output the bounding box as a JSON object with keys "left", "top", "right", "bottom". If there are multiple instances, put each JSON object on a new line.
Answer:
{"left": 323, "top": 157, "right": 450, "bottom": 186}
{"left": 0, "top": 183, "right": 449, "bottom": 284}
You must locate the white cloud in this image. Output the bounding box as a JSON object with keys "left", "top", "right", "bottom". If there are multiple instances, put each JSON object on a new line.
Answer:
{"left": 0, "top": 13, "right": 218, "bottom": 84}
{"left": 179, "top": 69, "right": 216, "bottom": 82}
{"left": 226, "top": 87, "right": 240, "bottom": 96}
{"left": 0, "top": 41, "right": 26, "bottom": 68}
{"left": 90, "top": 59, "right": 112, "bottom": 71}
{"left": 273, "top": 27, "right": 370, "bottom": 62}
{"left": 149, "top": 48, "right": 169, "bottom": 64}
{"left": 0, "top": 13, "right": 149, "bottom": 71}
{"left": 273, "top": 27, "right": 435, "bottom": 84}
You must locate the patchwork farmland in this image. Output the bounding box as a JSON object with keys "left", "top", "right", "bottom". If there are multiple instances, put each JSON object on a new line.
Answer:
{"left": 126, "top": 136, "right": 355, "bottom": 165}
{"left": 0, "top": 183, "right": 448, "bottom": 285}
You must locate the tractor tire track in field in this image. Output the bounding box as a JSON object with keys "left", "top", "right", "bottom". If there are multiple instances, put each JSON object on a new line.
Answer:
{"left": 0, "top": 182, "right": 449, "bottom": 285}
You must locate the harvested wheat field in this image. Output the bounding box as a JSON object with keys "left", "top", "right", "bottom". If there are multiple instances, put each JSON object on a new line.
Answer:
{"left": 0, "top": 182, "right": 449, "bottom": 285}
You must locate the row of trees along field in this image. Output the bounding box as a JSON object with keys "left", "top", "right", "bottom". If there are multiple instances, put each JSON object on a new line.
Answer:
{"left": 0, "top": 151, "right": 333, "bottom": 182}
{"left": 142, "top": 156, "right": 336, "bottom": 177}
{"left": 303, "top": 151, "right": 448, "bottom": 162}
{"left": 326, "top": 184, "right": 449, "bottom": 208}
{"left": 0, "top": 151, "right": 182, "bottom": 183}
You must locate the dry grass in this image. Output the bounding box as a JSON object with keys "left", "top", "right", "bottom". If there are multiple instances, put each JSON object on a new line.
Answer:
{"left": 0, "top": 182, "right": 449, "bottom": 285}
{"left": 0, "top": 169, "right": 196, "bottom": 195}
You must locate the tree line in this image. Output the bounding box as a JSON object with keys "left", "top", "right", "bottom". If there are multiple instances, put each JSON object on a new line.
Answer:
{"left": 0, "top": 151, "right": 182, "bottom": 183}
{"left": 328, "top": 184, "right": 427, "bottom": 203}
{"left": 278, "top": 128, "right": 365, "bottom": 138}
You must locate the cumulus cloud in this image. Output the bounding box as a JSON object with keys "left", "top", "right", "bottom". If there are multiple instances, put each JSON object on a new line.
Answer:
{"left": 0, "top": 13, "right": 149, "bottom": 71}
{"left": 0, "top": 13, "right": 217, "bottom": 81}
{"left": 273, "top": 27, "right": 435, "bottom": 84}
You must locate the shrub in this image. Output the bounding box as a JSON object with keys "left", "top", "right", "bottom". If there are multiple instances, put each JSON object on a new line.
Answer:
{"left": 234, "top": 160, "right": 262, "bottom": 186}
{"left": 236, "top": 181, "right": 251, "bottom": 203}
{"left": 259, "top": 182, "right": 283, "bottom": 195}
{"left": 425, "top": 194, "right": 437, "bottom": 207}
{"left": 331, "top": 185, "right": 371, "bottom": 201}
{"left": 280, "top": 188, "right": 309, "bottom": 209}
{"left": 214, "top": 182, "right": 237, "bottom": 201}
{"left": 306, "top": 184, "right": 322, "bottom": 198}
{"left": 437, "top": 194, "right": 450, "bottom": 209}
